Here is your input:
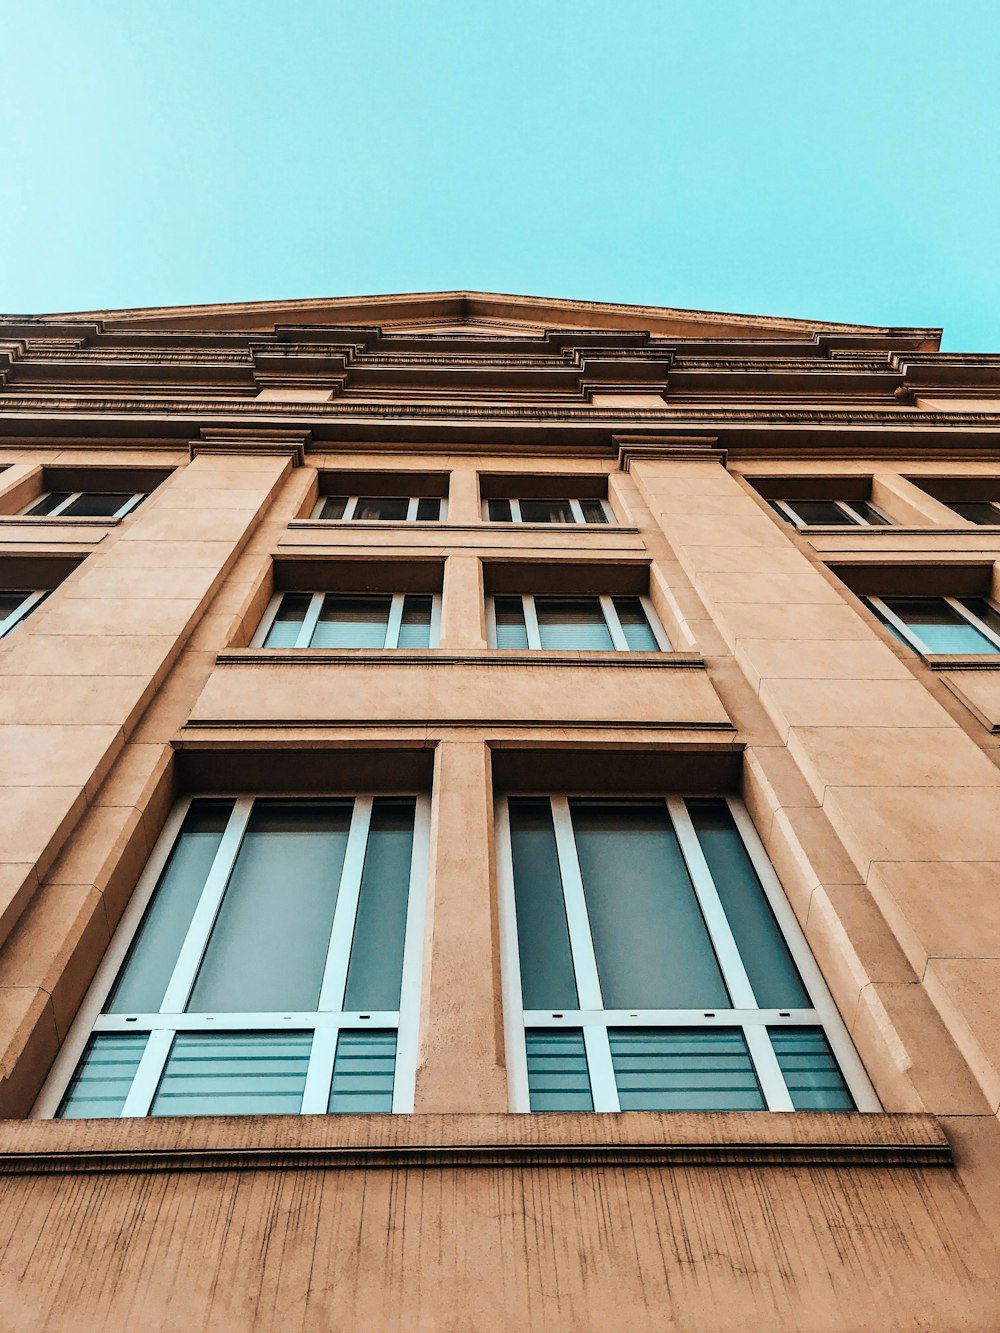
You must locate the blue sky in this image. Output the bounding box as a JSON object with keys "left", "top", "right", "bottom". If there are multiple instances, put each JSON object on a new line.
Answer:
{"left": 3, "top": 1, "right": 999, "bottom": 348}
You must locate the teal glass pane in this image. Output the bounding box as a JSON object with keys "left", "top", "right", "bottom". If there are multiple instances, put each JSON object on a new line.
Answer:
{"left": 769, "top": 1028, "right": 855, "bottom": 1110}
{"left": 62, "top": 492, "right": 134, "bottom": 518}
{"left": 106, "top": 800, "right": 233, "bottom": 1014}
{"left": 536, "top": 597, "right": 614, "bottom": 650}
{"left": 609, "top": 1028, "right": 766, "bottom": 1111}
{"left": 262, "top": 592, "right": 311, "bottom": 647}
{"left": 396, "top": 595, "right": 432, "bottom": 648}
{"left": 493, "top": 596, "right": 528, "bottom": 648}
{"left": 613, "top": 596, "right": 661, "bottom": 651}
{"left": 518, "top": 499, "right": 575, "bottom": 524}
{"left": 580, "top": 500, "right": 609, "bottom": 525}
{"left": 508, "top": 799, "right": 578, "bottom": 1010}
{"left": 57, "top": 1033, "right": 148, "bottom": 1119}
{"left": 526, "top": 1030, "right": 593, "bottom": 1110}
{"left": 311, "top": 594, "right": 391, "bottom": 648}
{"left": 882, "top": 597, "right": 999, "bottom": 654}
{"left": 355, "top": 496, "right": 408, "bottom": 521}
{"left": 687, "top": 799, "right": 810, "bottom": 1009}
{"left": 187, "top": 800, "right": 352, "bottom": 1013}
{"left": 318, "top": 496, "right": 348, "bottom": 520}
{"left": 950, "top": 502, "right": 1000, "bottom": 525}
{"left": 26, "top": 491, "right": 72, "bottom": 516}
{"left": 151, "top": 1032, "right": 311, "bottom": 1116}
{"left": 328, "top": 1030, "right": 396, "bottom": 1112}
{"left": 570, "top": 800, "right": 729, "bottom": 1009}
{"left": 343, "top": 799, "right": 415, "bottom": 1011}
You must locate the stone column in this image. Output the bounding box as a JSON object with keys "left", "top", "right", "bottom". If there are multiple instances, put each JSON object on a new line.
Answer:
{"left": 446, "top": 464, "right": 481, "bottom": 524}
{"left": 439, "top": 555, "right": 486, "bottom": 650}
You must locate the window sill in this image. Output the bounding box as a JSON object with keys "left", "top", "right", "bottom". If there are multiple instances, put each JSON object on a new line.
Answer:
{"left": 288, "top": 521, "right": 640, "bottom": 535}
{"left": 0, "top": 515, "right": 122, "bottom": 528}
{"left": 216, "top": 649, "right": 706, "bottom": 669}
{"left": 0, "top": 1111, "right": 950, "bottom": 1175}
{"left": 923, "top": 654, "right": 1000, "bottom": 671}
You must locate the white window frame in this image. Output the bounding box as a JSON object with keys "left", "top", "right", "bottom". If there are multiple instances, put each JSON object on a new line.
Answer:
{"left": 482, "top": 497, "right": 613, "bottom": 525}
{"left": 33, "top": 792, "right": 431, "bottom": 1119}
{"left": 0, "top": 589, "right": 48, "bottom": 641}
{"left": 495, "top": 793, "right": 879, "bottom": 1114}
{"left": 310, "top": 495, "right": 447, "bottom": 522}
{"left": 773, "top": 498, "right": 891, "bottom": 528}
{"left": 252, "top": 591, "right": 442, "bottom": 649}
{"left": 486, "top": 592, "right": 670, "bottom": 652}
{"left": 867, "top": 594, "right": 1000, "bottom": 655}
{"left": 24, "top": 491, "right": 145, "bottom": 519}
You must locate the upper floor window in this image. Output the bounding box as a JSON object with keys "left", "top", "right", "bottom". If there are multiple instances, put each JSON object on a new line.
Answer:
{"left": 254, "top": 591, "right": 440, "bottom": 649}
{"left": 946, "top": 501, "right": 1000, "bottom": 525}
{"left": 868, "top": 595, "right": 1000, "bottom": 656}
{"left": 770, "top": 499, "right": 891, "bottom": 528}
{"left": 488, "top": 593, "right": 669, "bottom": 651}
{"left": 497, "top": 795, "right": 874, "bottom": 1114}
{"left": 0, "top": 589, "right": 49, "bottom": 640}
{"left": 24, "top": 491, "right": 146, "bottom": 520}
{"left": 313, "top": 495, "right": 444, "bottom": 522}
{"left": 38, "top": 794, "right": 429, "bottom": 1119}
{"left": 903, "top": 477, "right": 1000, "bottom": 525}
{"left": 485, "top": 498, "right": 611, "bottom": 525}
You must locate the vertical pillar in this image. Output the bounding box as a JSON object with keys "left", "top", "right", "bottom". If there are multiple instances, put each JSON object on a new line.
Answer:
{"left": 447, "top": 464, "right": 481, "bottom": 524}
{"left": 871, "top": 472, "right": 964, "bottom": 526}
{"left": 0, "top": 463, "right": 43, "bottom": 513}
{"left": 439, "top": 555, "right": 486, "bottom": 650}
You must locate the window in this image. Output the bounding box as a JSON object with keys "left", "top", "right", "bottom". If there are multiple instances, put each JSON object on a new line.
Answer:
{"left": 867, "top": 595, "right": 1000, "bottom": 656}
{"left": 945, "top": 500, "right": 1000, "bottom": 526}
{"left": 485, "top": 497, "right": 611, "bottom": 525}
{"left": 0, "top": 589, "right": 49, "bottom": 640}
{"left": 24, "top": 491, "right": 146, "bottom": 519}
{"left": 253, "top": 592, "right": 440, "bottom": 649}
{"left": 488, "top": 594, "right": 669, "bottom": 651}
{"left": 312, "top": 495, "right": 444, "bottom": 522}
{"left": 497, "top": 796, "right": 875, "bottom": 1113}
{"left": 37, "top": 795, "right": 429, "bottom": 1119}
{"left": 770, "top": 499, "right": 891, "bottom": 528}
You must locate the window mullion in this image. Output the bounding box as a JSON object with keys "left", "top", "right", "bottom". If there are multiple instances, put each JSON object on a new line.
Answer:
{"left": 295, "top": 592, "right": 325, "bottom": 648}
{"left": 744, "top": 1026, "right": 795, "bottom": 1112}
{"left": 549, "top": 797, "right": 605, "bottom": 1010}
{"left": 568, "top": 499, "right": 586, "bottom": 524}
{"left": 599, "top": 595, "right": 630, "bottom": 651}
{"left": 0, "top": 590, "right": 46, "bottom": 640}
{"left": 945, "top": 595, "right": 1000, "bottom": 650}
{"left": 116, "top": 493, "right": 145, "bottom": 519}
{"left": 391, "top": 795, "right": 432, "bottom": 1113}
{"left": 510, "top": 499, "right": 522, "bottom": 523}
{"left": 158, "top": 799, "right": 254, "bottom": 1014}
{"left": 666, "top": 797, "right": 757, "bottom": 1008}
{"left": 867, "top": 595, "right": 933, "bottom": 655}
{"left": 49, "top": 493, "right": 79, "bottom": 518}
{"left": 837, "top": 501, "right": 867, "bottom": 527}
{"left": 583, "top": 1027, "right": 620, "bottom": 1112}
{"left": 250, "top": 593, "right": 285, "bottom": 648}
{"left": 119, "top": 1028, "right": 175, "bottom": 1118}
{"left": 343, "top": 496, "right": 359, "bottom": 521}
{"left": 429, "top": 594, "right": 442, "bottom": 648}
{"left": 775, "top": 500, "right": 802, "bottom": 525}
{"left": 405, "top": 497, "right": 419, "bottom": 522}
{"left": 317, "top": 796, "right": 373, "bottom": 1012}
{"left": 300, "top": 1024, "right": 339, "bottom": 1114}
{"left": 522, "top": 595, "right": 541, "bottom": 650}
{"left": 385, "top": 594, "right": 405, "bottom": 649}
{"left": 495, "top": 799, "right": 531, "bottom": 1112}
{"left": 640, "top": 595, "right": 672, "bottom": 651}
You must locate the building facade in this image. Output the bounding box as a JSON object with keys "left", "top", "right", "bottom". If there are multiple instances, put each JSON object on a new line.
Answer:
{"left": 0, "top": 290, "right": 997, "bottom": 1329}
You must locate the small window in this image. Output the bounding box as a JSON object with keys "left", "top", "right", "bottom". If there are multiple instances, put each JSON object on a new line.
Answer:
{"left": 314, "top": 495, "right": 444, "bottom": 522}
{"left": 254, "top": 592, "right": 440, "bottom": 650}
{"left": 37, "top": 795, "right": 429, "bottom": 1119}
{"left": 488, "top": 594, "right": 668, "bottom": 651}
{"left": 24, "top": 491, "right": 146, "bottom": 520}
{"left": 0, "top": 589, "right": 49, "bottom": 640}
{"left": 947, "top": 501, "right": 1000, "bottom": 526}
{"left": 485, "top": 497, "right": 612, "bottom": 525}
{"left": 497, "top": 795, "right": 875, "bottom": 1114}
{"left": 770, "top": 499, "right": 891, "bottom": 528}
{"left": 867, "top": 595, "right": 1000, "bottom": 656}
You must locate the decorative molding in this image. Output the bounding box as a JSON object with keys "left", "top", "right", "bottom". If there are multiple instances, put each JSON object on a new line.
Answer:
{"left": 616, "top": 434, "right": 725, "bottom": 470}
{"left": 189, "top": 426, "right": 311, "bottom": 465}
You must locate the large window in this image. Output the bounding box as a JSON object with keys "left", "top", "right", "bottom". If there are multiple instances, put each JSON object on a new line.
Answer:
{"left": 37, "top": 795, "right": 429, "bottom": 1119}
{"left": 867, "top": 595, "right": 1000, "bottom": 656}
{"left": 253, "top": 592, "right": 440, "bottom": 649}
{"left": 488, "top": 594, "right": 669, "bottom": 651}
{"left": 24, "top": 491, "right": 146, "bottom": 519}
{"left": 497, "top": 796, "right": 875, "bottom": 1113}
{"left": 770, "top": 499, "right": 891, "bottom": 528}
{"left": 312, "top": 495, "right": 444, "bottom": 522}
{"left": 485, "top": 497, "right": 611, "bottom": 525}
{"left": 0, "top": 589, "right": 49, "bottom": 640}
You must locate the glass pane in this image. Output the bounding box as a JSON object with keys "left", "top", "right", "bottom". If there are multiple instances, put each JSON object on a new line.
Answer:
{"left": 781, "top": 500, "right": 855, "bottom": 526}
{"left": 958, "top": 597, "right": 1000, "bottom": 641}
{"left": 354, "top": 496, "right": 409, "bottom": 522}
{"left": 493, "top": 596, "right": 528, "bottom": 649}
{"left": 343, "top": 799, "right": 416, "bottom": 1011}
{"left": 150, "top": 1032, "right": 311, "bottom": 1116}
{"left": 106, "top": 800, "right": 233, "bottom": 1014}
{"left": 950, "top": 501, "right": 1000, "bottom": 525}
{"left": 416, "top": 497, "right": 441, "bottom": 521}
{"left": 318, "top": 496, "right": 348, "bottom": 520}
{"left": 609, "top": 1028, "right": 765, "bottom": 1111}
{"left": 0, "top": 590, "right": 31, "bottom": 621}
{"left": 848, "top": 501, "right": 891, "bottom": 526}
{"left": 328, "top": 1030, "right": 396, "bottom": 1112}
{"left": 396, "top": 595, "right": 432, "bottom": 648}
{"left": 62, "top": 492, "right": 135, "bottom": 518}
{"left": 769, "top": 1028, "right": 855, "bottom": 1110}
{"left": 613, "top": 596, "right": 661, "bottom": 651}
{"left": 580, "top": 500, "right": 609, "bottom": 525}
{"left": 487, "top": 498, "right": 513, "bottom": 522}
{"left": 570, "top": 800, "right": 730, "bottom": 1009}
{"left": 262, "top": 592, "right": 312, "bottom": 647}
{"left": 687, "top": 800, "right": 810, "bottom": 1008}
{"left": 518, "top": 499, "right": 575, "bottom": 524}
{"left": 525, "top": 1030, "right": 593, "bottom": 1110}
{"left": 26, "top": 491, "right": 72, "bottom": 516}
{"left": 508, "top": 799, "right": 578, "bottom": 1010}
{"left": 187, "top": 800, "right": 353, "bottom": 1013}
{"left": 58, "top": 1034, "right": 148, "bottom": 1119}
{"left": 535, "top": 597, "right": 614, "bottom": 650}
{"left": 881, "top": 597, "right": 999, "bottom": 654}
{"left": 310, "top": 594, "right": 391, "bottom": 648}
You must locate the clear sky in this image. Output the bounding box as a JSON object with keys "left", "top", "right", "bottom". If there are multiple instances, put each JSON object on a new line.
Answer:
{"left": 3, "top": 1, "right": 999, "bottom": 348}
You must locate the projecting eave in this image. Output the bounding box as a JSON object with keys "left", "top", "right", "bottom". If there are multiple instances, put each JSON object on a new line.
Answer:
{"left": 23, "top": 290, "right": 942, "bottom": 351}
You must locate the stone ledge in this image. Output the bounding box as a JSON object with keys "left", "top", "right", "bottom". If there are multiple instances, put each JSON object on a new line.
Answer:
{"left": 214, "top": 649, "right": 707, "bottom": 670}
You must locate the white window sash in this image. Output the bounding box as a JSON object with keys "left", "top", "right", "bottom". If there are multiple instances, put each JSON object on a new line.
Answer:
{"left": 944, "top": 595, "right": 1000, "bottom": 650}
{"left": 866, "top": 595, "right": 934, "bottom": 655}
{"left": 521, "top": 594, "right": 542, "bottom": 650}
{"left": 598, "top": 595, "right": 630, "bottom": 652}
{"left": 44, "top": 492, "right": 81, "bottom": 517}
{"left": 869, "top": 594, "right": 1000, "bottom": 656}
{"left": 549, "top": 797, "right": 605, "bottom": 1009}
{"left": 568, "top": 498, "right": 586, "bottom": 524}
{"left": 32, "top": 491, "right": 144, "bottom": 520}
{"left": 405, "top": 497, "right": 420, "bottom": 522}
{"left": 834, "top": 500, "right": 870, "bottom": 527}
{"left": 509, "top": 498, "right": 523, "bottom": 523}
{"left": 384, "top": 594, "right": 405, "bottom": 648}
{"left": 639, "top": 594, "right": 672, "bottom": 651}
{"left": 428, "top": 593, "right": 442, "bottom": 648}
{"left": 0, "top": 590, "right": 46, "bottom": 640}
{"left": 296, "top": 591, "right": 326, "bottom": 648}
{"left": 116, "top": 493, "right": 146, "bottom": 518}
{"left": 774, "top": 500, "right": 805, "bottom": 526}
